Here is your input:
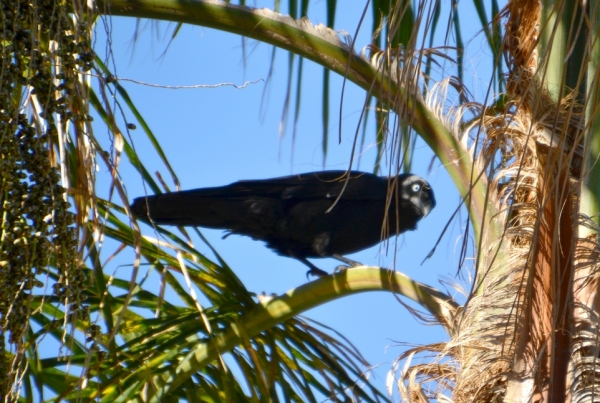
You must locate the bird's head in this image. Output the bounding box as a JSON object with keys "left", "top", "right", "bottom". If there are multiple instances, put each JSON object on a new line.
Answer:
{"left": 400, "top": 174, "right": 436, "bottom": 218}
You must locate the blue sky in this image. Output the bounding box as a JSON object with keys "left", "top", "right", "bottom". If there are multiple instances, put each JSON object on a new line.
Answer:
{"left": 87, "top": 1, "right": 501, "bottom": 397}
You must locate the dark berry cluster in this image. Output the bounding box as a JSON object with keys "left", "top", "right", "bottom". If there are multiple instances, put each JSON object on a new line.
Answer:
{"left": 1, "top": 0, "right": 95, "bottom": 395}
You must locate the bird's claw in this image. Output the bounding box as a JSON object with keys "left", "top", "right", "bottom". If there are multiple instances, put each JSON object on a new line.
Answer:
{"left": 332, "top": 254, "right": 364, "bottom": 268}
{"left": 333, "top": 265, "right": 349, "bottom": 273}
{"left": 306, "top": 267, "right": 328, "bottom": 279}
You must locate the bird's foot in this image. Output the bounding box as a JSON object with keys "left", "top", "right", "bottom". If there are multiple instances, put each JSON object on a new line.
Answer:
{"left": 306, "top": 267, "right": 328, "bottom": 279}
{"left": 332, "top": 255, "right": 365, "bottom": 274}
{"left": 332, "top": 254, "right": 364, "bottom": 268}
{"left": 297, "top": 257, "right": 329, "bottom": 279}
{"left": 333, "top": 265, "right": 350, "bottom": 273}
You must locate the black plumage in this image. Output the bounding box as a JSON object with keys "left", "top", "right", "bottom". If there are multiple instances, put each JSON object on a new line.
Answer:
{"left": 130, "top": 170, "right": 435, "bottom": 277}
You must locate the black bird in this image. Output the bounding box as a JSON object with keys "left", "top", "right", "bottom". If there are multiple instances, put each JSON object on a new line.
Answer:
{"left": 130, "top": 170, "right": 435, "bottom": 277}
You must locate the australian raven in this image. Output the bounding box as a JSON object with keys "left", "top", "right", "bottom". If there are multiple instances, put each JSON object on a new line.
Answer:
{"left": 130, "top": 170, "right": 435, "bottom": 277}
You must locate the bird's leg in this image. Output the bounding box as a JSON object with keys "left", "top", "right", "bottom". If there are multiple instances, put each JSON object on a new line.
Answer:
{"left": 332, "top": 254, "right": 364, "bottom": 272}
{"left": 297, "top": 257, "right": 328, "bottom": 279}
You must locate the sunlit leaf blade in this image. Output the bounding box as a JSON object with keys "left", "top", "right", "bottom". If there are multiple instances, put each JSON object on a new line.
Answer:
{"left": 19, "top": 194, "right": 396, "bottom": 402}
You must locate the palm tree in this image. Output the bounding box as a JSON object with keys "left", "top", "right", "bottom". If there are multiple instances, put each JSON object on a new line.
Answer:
{"left": 1, "top": 0, "right": 599, "bottom": 401}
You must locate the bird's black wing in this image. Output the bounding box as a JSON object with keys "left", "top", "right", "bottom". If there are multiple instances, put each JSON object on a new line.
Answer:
{"left": 226, "top": 170, "right": 389, "bottom": 201}
{"left": 130, "top": 170, "right": 390, "bottom": 228}
{"left": 131, "top": 171, "right": 392, "bottom": 224}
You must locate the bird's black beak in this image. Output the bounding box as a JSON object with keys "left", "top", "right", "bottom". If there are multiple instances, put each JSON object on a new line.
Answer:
{"left": 422, "top": 200, "right": 434, "bottom": 217}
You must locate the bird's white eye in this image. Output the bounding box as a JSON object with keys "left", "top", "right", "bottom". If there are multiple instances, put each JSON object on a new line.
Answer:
{"left": 412, "top": 183, "right": 421, "bottom": 192}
